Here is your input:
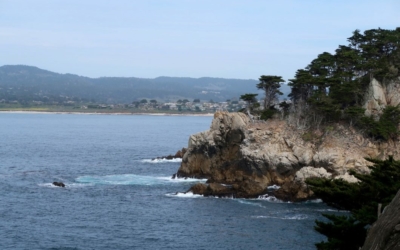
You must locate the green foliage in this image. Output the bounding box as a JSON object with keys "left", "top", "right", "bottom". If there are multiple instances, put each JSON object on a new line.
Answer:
{"left": 260, "top": 108, "right": 276, "bottom": 120}
{"left": 359, "top": 106, "right": 400, "bottom": 140}
{"left": 307, "top": 156, "right": 400, "bottom": 249}
{"left": 279, "top": 101, "right": 291, "bottom": 117}
{"left": 314, "top": 214, "right": 366, "bottom": 250}
{"left": 257, "top": 75, "right": 284, "bottom": 109}
{"left": 301, "top": 132, "right": 315, "bottom": 142}
{"left": 240, "top": 93, "right": 259, "bottom": 115}
{"left": 288, "top": 28, "right": 400, "bottom": 129}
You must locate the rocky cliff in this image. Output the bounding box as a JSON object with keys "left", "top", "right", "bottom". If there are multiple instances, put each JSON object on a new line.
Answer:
{"left": 364, "top": 77, "right": 400, "bottom": 118}
{"left": 177, "top": 112, "right": 375, "bottom": 200}
{"left": 176, "top": 78, "right": 400, "bottom": 201}
{"left": 361, "top": 188, "right": 400, "bottom": 250}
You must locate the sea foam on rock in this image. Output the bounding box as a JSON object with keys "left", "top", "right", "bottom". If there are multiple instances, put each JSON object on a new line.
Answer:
{"left": 176, "top": 107, "right": 400, "bottom": 201}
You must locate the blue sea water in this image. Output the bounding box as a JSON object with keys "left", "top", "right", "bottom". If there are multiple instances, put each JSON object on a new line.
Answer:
{"left": 0, "top": 113, "right": 330, "bottom": 250}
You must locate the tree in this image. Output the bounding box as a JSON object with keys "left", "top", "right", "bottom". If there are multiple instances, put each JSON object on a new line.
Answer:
{"left": 360, "top": 106, "right": 400, "bottom": 140}
{"left": 150, "top": 99, "right": 157, "bottom": 104}
{"left": 240, "top": 93, "right": 258, "bottom": 115}
{"left": 257, "top": 75, "right": 284, "bottom": 109}
{"left": 140, "top": 99, "right": 148, "bottom": 104}
{"left": 193, "top": 99, "right": 200, "bottom": 103}
{"left": 306, "top": 156, "right": 400, "bottom": 249}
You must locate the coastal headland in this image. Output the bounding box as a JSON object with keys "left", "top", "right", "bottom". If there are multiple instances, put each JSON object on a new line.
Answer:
{"left": 175, "top": 109, "right": 399, "bottom": 201}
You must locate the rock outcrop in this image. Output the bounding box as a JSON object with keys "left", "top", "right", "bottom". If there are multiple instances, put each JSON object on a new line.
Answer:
{"left": 176, "top": 110, "right": 400, "bottom": 201}
{"left": 153, "top": 148, "right": 187, "bottom": 160}
{"left": 361, "top": 189, "right": 400, "bottom": 250}
{"left": 364, "top": 77, "right": 400, "bottom": 118}
{"left": 52, "top": 182, "right": 65, "bottom": 187}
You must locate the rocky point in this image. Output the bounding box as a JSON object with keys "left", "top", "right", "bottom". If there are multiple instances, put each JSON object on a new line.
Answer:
{"left": 175, "top": 111, "right": 399, "bottom": 201}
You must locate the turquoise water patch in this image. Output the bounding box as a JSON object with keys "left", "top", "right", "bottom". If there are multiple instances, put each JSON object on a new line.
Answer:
{"left": 76, "top": 174, "right": 206, "bottom": 186}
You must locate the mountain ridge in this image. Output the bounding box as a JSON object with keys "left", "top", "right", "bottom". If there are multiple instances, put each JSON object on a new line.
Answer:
{"left": 0, "top": 65, "right": 290, "bottom": 104}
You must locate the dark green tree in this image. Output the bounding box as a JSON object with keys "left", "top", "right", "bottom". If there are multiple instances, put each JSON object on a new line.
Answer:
{"left": 288, "top": 69, "right": 314, "bottom": 104}
{"left": 256, "top": 75, "right": 284, "bottom": 109}
{"left": 240, "top": 93, "right": 258, "bottom": 115}
{"left": 306, "top": 156, "right": 400, "bottom": 249}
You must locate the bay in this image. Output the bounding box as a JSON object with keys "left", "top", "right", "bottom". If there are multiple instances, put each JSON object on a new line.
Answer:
{"left": 0, "top": 113, "right": 328, "bottom": 250}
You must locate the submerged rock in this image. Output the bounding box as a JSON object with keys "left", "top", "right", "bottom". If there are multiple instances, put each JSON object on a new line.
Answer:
{"left": 152, "top": 148, "right": 187, "bottom": 160}
{"left": 176, "top": 110, "right": 400, "bottom": 201}
{"left": 52, "top": 181, "right": 65, "bottom": 187}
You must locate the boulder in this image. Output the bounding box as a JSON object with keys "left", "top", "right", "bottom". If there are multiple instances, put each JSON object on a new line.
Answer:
{"left": 188, "top": 183, "right": 233, "bottom": 197}
{"left": 152, "top": 148, "right": 187, "bottom": 160}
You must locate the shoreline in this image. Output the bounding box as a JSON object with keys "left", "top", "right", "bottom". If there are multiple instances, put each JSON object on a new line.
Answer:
{"left": 0, "top": 110, "right": 215, "bottom": 117}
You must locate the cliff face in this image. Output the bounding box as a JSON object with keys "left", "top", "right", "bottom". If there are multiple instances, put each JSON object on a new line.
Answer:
{"left": 364, "top": 77, "right": 400, "bottom": 117}
{"left": 361, "top": 189, "right": 400, "bottom": 250}
{"left": 177, "top": 111, "right": 399, "bottom": 200}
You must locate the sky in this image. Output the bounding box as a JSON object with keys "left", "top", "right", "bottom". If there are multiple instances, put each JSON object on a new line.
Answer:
{"left": 0, "top": 0, "right": 399, "bottom": 81}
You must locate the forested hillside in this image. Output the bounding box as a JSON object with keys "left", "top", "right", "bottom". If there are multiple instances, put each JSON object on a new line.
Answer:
{"left": 0, "top": 65, "right": 290, "bottom": 104}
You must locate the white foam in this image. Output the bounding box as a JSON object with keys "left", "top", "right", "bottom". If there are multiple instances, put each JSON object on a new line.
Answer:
{"left": 257, "top": 194, "right": 285, "bottom": 203}
{"left": 38, "top": 183, "right": 58, "bottom": 188}
{"left": 237, "top": 199, "right": 266, "bottom": 208}
{"left": 267, "top": 185, "right": 281, "bottom": 190}
{"left": 38, "top": 182, "right": 94, "bottom": 188}
{"left": 165, "top": 192, "right": 203, "bottom": 198}
{"left": 252, "top": 214, "right": 308, "bottom": 220}
{"left": 158, "top": 176, "right": 207, "bottom": 183}
{"left": 305, "top": 199, "right": 323, "bottom": 203}
{"left": 141, "top": 158, "right": 182, "bottom": 163}
{"left": 75, "top": 174, "right": 206, "bottom": 186}
{"left": 316, "top": 209, "right": 349, "bottom": 213}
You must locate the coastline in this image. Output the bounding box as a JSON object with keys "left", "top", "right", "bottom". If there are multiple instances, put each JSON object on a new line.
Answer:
{"left": 0, "top": 110, "right": 215, "bottom": 116}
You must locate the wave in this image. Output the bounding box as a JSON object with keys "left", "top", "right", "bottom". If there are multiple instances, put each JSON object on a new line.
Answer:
{"left": 237, "top": 199, "right": 266, "bottom": 208}
{"left": 267, "top": 185, "right": 281, "bottom": 190}
{"left": 141, "top": 158, "right": 182, "bottom": 163}
{"left": 38, "top": 182, "right": 93, "bottom": 188}
{"left": 165, "top": 192, "right": 203, "bottom": 198}
{"left": 304, "top": 199, "right": 323, "bottom": 203}
{"left": 316, "top": 208, "right": 349, "bottom": 213}
{"left": 75, "top": 174, "right": 206, "bottom": 186}
{"left": 158, "top": 176, "right": 207, "bottom": 183}
{"left": 252, "top": 214, "right": 308, "bottom": 220}
{"left": 257, "top": 194, "right": 285, "bottom": 203}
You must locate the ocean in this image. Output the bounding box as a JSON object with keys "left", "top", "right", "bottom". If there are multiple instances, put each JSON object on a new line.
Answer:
{"left": 0, "top": 113, "right": 330, "bottom": 249}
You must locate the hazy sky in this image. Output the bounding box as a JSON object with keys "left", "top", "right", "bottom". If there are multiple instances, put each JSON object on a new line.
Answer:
{"left": 0, "top": 0, "right": 399, "bottom": 81}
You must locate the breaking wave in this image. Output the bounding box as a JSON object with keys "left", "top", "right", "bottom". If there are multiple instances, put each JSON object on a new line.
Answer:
{"left": 252, "top": 214, "right": 308, "bottom": 220}
{"left": 75, "top": 174, "right": 205, "bottom": 186}
{"left": 141, "top": 158, "right": 182, "bottom": 163}
{"left": 38, "top": 182, "right": 93, "bottom": 188}
{"left": 165, "top": 192, "right": 203, "bottom": 198}
{"left": 267, "top": 185, "right": 281, "bottom": 190}
{"left": 257, "top": 194, "right": 285, "bottom": 203}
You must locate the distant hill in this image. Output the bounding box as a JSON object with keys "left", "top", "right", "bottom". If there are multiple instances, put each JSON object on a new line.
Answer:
{"left": 0, "top": 65, "right": 290, "bottom": 103}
